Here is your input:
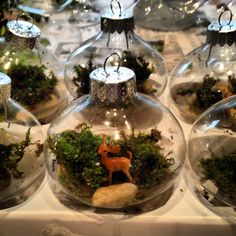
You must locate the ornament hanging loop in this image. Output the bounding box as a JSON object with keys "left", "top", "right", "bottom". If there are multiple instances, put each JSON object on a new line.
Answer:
{"left": 103, "top": 52, "right": 121, "bottom": 76}
{"left": 218, "top": 8, "right": 233, "bottom": 26}
{"left": 110, "top": 0, "right": 122, "bottom": 17}
{"left": 16, "top": 12, "right": 34, "bottom": 30}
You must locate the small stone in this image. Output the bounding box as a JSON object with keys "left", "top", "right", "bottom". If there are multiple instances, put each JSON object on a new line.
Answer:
{"left": 92, "top": 183, "right": 138, "bottom": 208}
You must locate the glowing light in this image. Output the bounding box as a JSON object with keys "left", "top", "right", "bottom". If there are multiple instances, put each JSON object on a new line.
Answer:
{"left": 104, "top": 121, "right": 110, "bottom": 126}
{"left": 114, "top": 133, "right": 120, "bottom": 140}
{"left": 4, "top": 62, "right": 11, "bottom": 70}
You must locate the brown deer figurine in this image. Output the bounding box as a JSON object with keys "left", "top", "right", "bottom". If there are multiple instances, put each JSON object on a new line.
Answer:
{"left": 98, "top": 135, "right": 133, "bottom": 185}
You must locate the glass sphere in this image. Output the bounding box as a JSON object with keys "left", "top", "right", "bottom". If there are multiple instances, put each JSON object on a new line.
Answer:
{"left": 134, "top": 0, "right": 202, "bottom": 31}
{"left": 200, "top": 1, "right": 236, "bottom": 23}
{"left": 17, "top": 1, "right": 82, "bottom": 62}
{"left": 188, "top": 95, "right": 236, "bottom": 209}
{"left": 46, "top": 66, "right": 185, "bottom": 210}
{"left": 64, "top": 13, "right": 167, "bottom": 100}
{"left": 169, "top": 18, "right": 236, "bottom": 124}
{"left": 0, "top": 19, "right": 68, "bottom": 124}
{"left": 0, "top": 73, "right": 45, "bottom": 209}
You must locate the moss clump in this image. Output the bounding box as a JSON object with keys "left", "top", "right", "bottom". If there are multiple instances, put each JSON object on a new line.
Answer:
{"left": 117, "top": 129, "right": 174, "bottom": 189}
{"left": 200, "top": 151, "right": 236, "bottom": 199}
{"left": 73, "top": 54, "right": 98, "bottom": 97}
{"left": 48, "top": 123, "right": 107, "bottom": 192}
{"left": 7, "top": 63, "right": 58, "bottom": 108}
{"left": 177, "top": 74, "right": 223, "bottom": 109}
{"left": 72, "top": 51, "right": 155, "bottom": 97}
{"left": 48, "top": 123, "right": 174, "bottom": 198}
{"left": 0, "top": 128, "right": 31, "bottom": 186}
{"left": 0, "top": 0, "right": 17, "bottom": 36}
{"left": 176, "top": 74, "right": 236, "bottom": 110}
{"left": 120, "top": 51, "right": 155, "bottom": 94}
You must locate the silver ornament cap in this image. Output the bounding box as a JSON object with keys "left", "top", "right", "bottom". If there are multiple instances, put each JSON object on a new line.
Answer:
{"left": 90, "top": 66, "right": 136, "bottom": 105}
{"left": 206, "top": 9, "right": 236, "bottom": 46}
{"left": 5, "top": 18, "right": 40, "bottom": 49}
{"left": 0, "top": 73, "right": 11, "bottom": 104}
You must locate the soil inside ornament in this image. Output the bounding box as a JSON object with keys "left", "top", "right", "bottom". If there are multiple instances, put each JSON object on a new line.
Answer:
{"left": 171, "top": 74, "right": 236, "bottom": 123}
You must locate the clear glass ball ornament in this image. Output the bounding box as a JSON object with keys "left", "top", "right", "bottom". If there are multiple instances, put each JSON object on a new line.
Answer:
{"left": 188, "top": 95, "right": 236, "bottom": 212}
{"left": 46, "top": 59, "right": 185, "bottom": 211}
{"left": 0, "top": 16, "right": 68, "bottom": 124}
{"left": 64, "top": 2, "right": 167, "bottom": 100}
{"left": 134, "top": 0, "right": 204, "bottom": 31}
{"left": 169, "top": 9, "right": 236, "bottom": 124}
{"left": 17, "top": 0, "right": 83, "bottom": 55}
{"left": 0, "top": 73, "right": 45, "bottom": 209}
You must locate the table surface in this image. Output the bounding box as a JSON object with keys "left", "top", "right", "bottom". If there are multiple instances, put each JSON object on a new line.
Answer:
{"left": 1, "top": 9, "right": 236, "bottom": 236}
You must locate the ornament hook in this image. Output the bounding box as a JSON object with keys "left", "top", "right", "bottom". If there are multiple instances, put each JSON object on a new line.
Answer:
{"left": 110, "top": 0, "right": 122, "bottom": 17}
{"left": 103, "top": 52, "right": 121, "bottom": 76}
{"left": 16, "top": 12, "right": 34, "bottom": 30}
{"left": 218, "top": 8, "right": 233, "bottom": 26}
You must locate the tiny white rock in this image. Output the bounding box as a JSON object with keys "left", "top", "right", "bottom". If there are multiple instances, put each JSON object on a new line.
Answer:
{"left": 92, "top": 183, "right": 138, "bottom": 208}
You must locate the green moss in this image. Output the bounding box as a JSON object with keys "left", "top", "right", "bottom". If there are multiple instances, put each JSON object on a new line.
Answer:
{"left": 0, "top": 128, "right": 31, "bottom": 179}
{"left": 48, "top": 123, "right": 107, "bottom": 191}
{"left": 7, "top": 63, "right": 58, "bottom": 107}
{"left": 177, "top": 74, "right": 223, "bottom": 109}
{"left": 150, "top": 40, "right": 165, "bottom": 53}
{"left": 73, "top": 54, "right": 98, "bottom": 97}
{"left": 200, "top": 151, "right": 236, "bottom": 198}
{"left": 48, "top": 124, "right": 174, "bottom": 198}
{"left": 40, "top": 38, "right": 51, "bottom": 47}
{"left": 120, "top": 51, "right": 155, "bottom": 94}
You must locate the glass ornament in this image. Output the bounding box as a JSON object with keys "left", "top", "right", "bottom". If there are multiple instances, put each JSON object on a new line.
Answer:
{"left": 200, "top": 1, "right": 236, "bottom": 23}
{"left": 46, "top": 56, "right": 185, "bottom": 210}
{"left": 169, "top": 9, "right": 236, "bottom": 124}
{"left": 0, "top": 16, "right": 68, "bottom": 124}
{"left": 64, "top": 2, "right": 167, "bottom": 100}
{"left": 0, "top": 72, "right": 45, "bottom": 209}
{"left": 134, "top": 0, "right": 206, "bottom": 31}
{"left": 17, "top": 0, "right": 83, "bottom": 57}
{"left": 17, "top": 0, "right": 139, "bottom": 29}
{"left": 61, "top": 0, "right": 140, "bottom": 28}
{"left": 188, "top": 95, "right": 236, "bottom": 213}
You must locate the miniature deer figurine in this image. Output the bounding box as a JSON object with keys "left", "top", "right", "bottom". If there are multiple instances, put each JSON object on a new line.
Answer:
{"left": 98, "top": 135, "right": 133, "bottom": 185}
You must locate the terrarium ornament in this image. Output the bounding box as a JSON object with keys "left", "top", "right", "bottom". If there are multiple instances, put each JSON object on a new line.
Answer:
{"left": 65, "top": 0, "right": 167, "bottom": 100}
{"left": 46, "top": 54, "right": 185, "bottom": 210}
{"left": 188, "top": 95, "right": 236, "bottom": 214}
{"left": 169, "top": 9, "right": 236, "bottom": 124}
{"left": 0, "top": 72, "right": 45, "bottom": 209}
{"left": 0, "top": 14, "right": 68, "bottom": 124}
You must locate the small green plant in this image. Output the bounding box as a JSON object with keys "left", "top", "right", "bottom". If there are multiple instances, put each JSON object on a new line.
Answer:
{"left": 0, "top": 128, "right": 31, "bottom": 178}
{"left": 0, "top": 128, "right": 32, "bottom": 191}
{"left": 120, "top": 51, "right": 155, "bottom": 94}
{"left": 200, "top": 151, "right": 236, "bottom": 200}
{"left": 7, "top": 63, "right": 58, "bottom": 108}
{"left": 48, "top": 123, "right": 174, "bottom": 198}
{"left": 73, "top": 54, "right": 98, "bottom": 97}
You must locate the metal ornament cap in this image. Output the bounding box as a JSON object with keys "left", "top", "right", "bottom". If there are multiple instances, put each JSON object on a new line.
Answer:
{"left": 101, "top": 15, "right": 135, "bottom": 34}
{"left": 5, "top": 19, "right": 41, "bottom": 49}
{"left": 206, "top": 10, "right": 236, "bottom": 46}
{"left": 90, "top": 66, "right": 137, "bottom": 104}
{"left": 0, "top": 73, "right": 11, "bottom": 103}
{"left": 101, "top": 0, "right": 135, "bottom": 34}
